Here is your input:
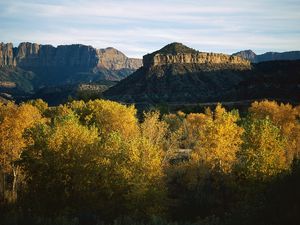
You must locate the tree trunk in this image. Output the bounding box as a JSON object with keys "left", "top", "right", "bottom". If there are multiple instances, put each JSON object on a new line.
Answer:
{"left": 12, "top": 167, "right": 18, "bottom": 202}
{"left": 0, "top": 172, "right": 5, "bottom": 203}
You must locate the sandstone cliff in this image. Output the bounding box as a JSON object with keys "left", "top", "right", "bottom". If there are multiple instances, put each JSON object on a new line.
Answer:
{"left": 143, "top": 43, "right": 250, "bottom": 69}
{"left": 0, "top": 42, "right": 142, "bottom": 70}
{"left": 97, "top": 47, "right": 142, "bottom": 70}
{"left": 143, "top": 52, "right": 250, "bottom": 68}
{"left": 0, "top": 43, "right": 16, "bottom": 66}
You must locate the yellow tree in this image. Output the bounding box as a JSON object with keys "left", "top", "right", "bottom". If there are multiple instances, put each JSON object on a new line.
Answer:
{"left": 21, "top": 100, "right": 166, "bottom": 218}
{"left": 21, "top": 114, "right": 100, "bottom": 214}
{"left": 0, "top": 102, "right": 43, "bottom": 201}
{"left": 99, "top": 133, "right": 166, "bottom": 217}
{"left": 237, "top": 117, "right": 288, "bottom": 180}
{"left": 80, "top": 100, "right": 139, "bottom": 139}
{"left": 192, "top": 104, "right": 244, "bottom": 173}
{"left": 140, "top": 111, "right": 169, "bottom": 150}
{"left": 27, "top": 99, "right": 49, "bottom": 114}
{"left": 186, "top": 112, "right": 211, "bottom": 149}
{"left": 249, "top": 100, "right": 300, "bottom": 162}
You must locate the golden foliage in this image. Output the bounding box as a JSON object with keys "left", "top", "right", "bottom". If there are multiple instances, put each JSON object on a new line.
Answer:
{"left": 85, "top": 100, "right": 138, "bottom": 139}
{"left": 0, "top": 102, "right": 44, "bottom": 172}
{"left": 237, "top": 118, "right": 288, "bottom": 179}
{"left": 192, "top": 104, "right": 244, "bottom": 173}
{"left": 250, "top": 100, "right": 300, "bottom": 162}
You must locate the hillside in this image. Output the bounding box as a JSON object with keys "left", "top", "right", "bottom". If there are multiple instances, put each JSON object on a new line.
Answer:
{"left": 105, "top": 43, "right": 300, "bottom": 105}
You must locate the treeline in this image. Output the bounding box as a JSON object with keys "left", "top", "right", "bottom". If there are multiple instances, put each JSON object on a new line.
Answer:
{"left": 0, "top": 99, "right": 300, "bottom": 225}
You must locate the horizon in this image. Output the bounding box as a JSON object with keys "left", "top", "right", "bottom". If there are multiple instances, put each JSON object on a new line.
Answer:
{"left": 1, "top": 41, "right": 300, "bottom": 59}
{"left": 1, "top": 0, "right": 300, "bottom": 58}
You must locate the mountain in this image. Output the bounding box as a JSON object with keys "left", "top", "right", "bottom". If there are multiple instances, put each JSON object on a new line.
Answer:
{"left": 104, "top": 43, "right": 252, "bottom": 104}
{"left": 0, "top": 42, "right": 142, "bottom": 102}
{"left": 232, "top": 50, "right": 300, "bottom": 63}
{"left": 0, "top": 42, "right": 142, "bottom": 73}
{"left": 104, "top": 43, "right": 300, "bottom": 106}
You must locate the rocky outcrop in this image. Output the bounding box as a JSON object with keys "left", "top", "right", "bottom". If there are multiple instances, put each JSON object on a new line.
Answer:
{"left": 232, "top": 50, "right": 257, "bottom": 63}
{"left": 143, "top": 52, "right": 251, "bottom": 69}
{"left": 0, "top": 43, "right": 16, "bottom": 66}
{"left": 232, "top": 50, "right": 300, "bottom": 63}
{"left": 97, "top": 47, "right": 142, "bottom": 70}
{"left": 0, "top": 42, "right": 142, "bottom": 70}
{"left": 143, "top": 43, "right": 250, "bottom": 69}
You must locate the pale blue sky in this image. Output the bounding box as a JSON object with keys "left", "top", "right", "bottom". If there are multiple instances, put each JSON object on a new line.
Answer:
{"left": 0, "top": 0, "right": 299, "bottom": 58}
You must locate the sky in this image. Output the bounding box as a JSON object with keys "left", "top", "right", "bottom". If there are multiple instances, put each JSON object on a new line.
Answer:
{"left": 0, "top": 0, "right": 300, "bottom": 58}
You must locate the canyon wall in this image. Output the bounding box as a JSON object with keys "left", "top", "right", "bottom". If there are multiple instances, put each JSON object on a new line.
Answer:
{"left": 0, "top": 43, "right": 16, "bottom": 66}
{"left": 143, "top": 52, "right": 251, "bottom": 69}
{"left": 0, "top": 42, "right": 142, "bottom": 70}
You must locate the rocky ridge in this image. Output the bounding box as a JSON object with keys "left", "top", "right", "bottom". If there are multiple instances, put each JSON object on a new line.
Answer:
{"left": 0, "top": 42, "right": 142, "bottom": 71}
{"left": 232, "top": 50, "right": 300, "bottom": 63}
{"left": 105, "top": 43, "right": 300, "bottom": 105}
{"left": 143, "top": 43, "right": 250, "bottom": 69}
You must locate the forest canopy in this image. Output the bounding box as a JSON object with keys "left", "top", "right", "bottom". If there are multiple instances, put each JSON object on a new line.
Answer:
{"left": 0, "top": 99, "right": 300, "bottom": 225}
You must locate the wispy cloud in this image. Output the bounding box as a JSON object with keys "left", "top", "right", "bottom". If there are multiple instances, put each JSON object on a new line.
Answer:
{"left": 0, "top": 0, "right": 299, "bottom": 57}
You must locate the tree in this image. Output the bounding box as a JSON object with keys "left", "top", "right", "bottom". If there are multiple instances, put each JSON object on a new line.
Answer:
{"left": 140, "top": 111, "right": 169, "bottom": 150}
{"left": 20, "top": 100, "right": 166, "bottom": 219}
{"left": 236, "top": 117, "right": 288, "bottom": 180}
{"left": 69, "top": 100, "right": 139, "bottom": 140}
{"left": 249, "top": 100, "right": 300, "bottom": 162}
{"left": 186, "top": 112, "right": 210, "bottom": 149}
{"left": 21, "top": 113, "right": 99, "bottom": 214}
{"left": 192, "top": 104, "right": 244, "bottom": 173}
{"left": 0, "top": 102, "right": 43, "bottom": 201}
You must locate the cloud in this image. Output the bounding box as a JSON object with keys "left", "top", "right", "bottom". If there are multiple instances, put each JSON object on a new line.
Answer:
{"left": 0, "top": 0, "right": 299, "bottom": 57}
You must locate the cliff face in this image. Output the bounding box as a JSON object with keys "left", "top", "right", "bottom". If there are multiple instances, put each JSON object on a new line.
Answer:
{"left": 0, "top": 43, "right": 16, "bottom": 66}
{"left": 143, "top": 52, "right": 251, "bottom": 69}
{"left": 96, "top": 47, "right": 142, "bottom": 70}
{"left": 0, "top": 42, "right": 142, "bottom": 100}
{"left": 142, "top": 42, "right": 250, "bottom": 69}
{"left": 232, "top": 50, "right": 257, "bottom": 63}
{"left": 0, "top": 42, "right": 142, "bottom": 71}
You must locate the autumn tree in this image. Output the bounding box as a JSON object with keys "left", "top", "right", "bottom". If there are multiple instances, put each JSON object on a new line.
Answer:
{"left": 185, "top": 112, "right": 211, "bottom": 149}
{"left": 68, "top": 100, "right": 138, "bottom": 139}
{"left": 0, "top": 102, "right": 43, "bottom": 201}
{"left": 192, "top": 104, "right": 244, "bottom": 173}
{"left": 20, "top": 113, "right": 99, "bottom": 214}
{"left": 140, "top": 111, "right": 169, "bottom": 150}
{"left": 166, "top": 105, "right": 243, "bottom": 220}
{"left": 236, "top": 117, "right": 288, "bottom": 180}
{"left": 20, "top": 100, "right": 165, "bottom": 219}
{"left": 249, "top": 100, "right": 300, "bottom": 162}
{"left": 27, "top": 99, "right": 49, "bottom": 114}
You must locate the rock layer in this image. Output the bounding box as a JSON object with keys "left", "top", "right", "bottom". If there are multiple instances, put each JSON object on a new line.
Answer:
{"left": 0, "top": 42, "right": 142, "bottom": 71}
{"left": 0, "top": 43, "right": 16, "bottom": 66}
{"left": 143, "top": 52, "right": 251, "bottom": 68}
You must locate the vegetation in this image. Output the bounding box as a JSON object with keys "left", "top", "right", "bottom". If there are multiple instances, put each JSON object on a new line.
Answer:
{"left": 0, "top": 99, "right": 300, "bottom": 225}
